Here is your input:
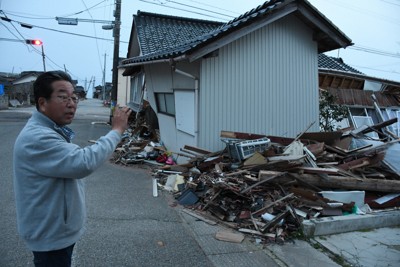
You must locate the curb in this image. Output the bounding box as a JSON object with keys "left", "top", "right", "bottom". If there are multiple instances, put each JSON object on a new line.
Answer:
{"left": 302, "top": 210, "right": 400, "bottom": 237}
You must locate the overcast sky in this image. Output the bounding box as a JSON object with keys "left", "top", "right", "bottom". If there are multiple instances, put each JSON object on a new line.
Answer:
{"left": 0, "top": 0, "right": 399, "bottom": 93}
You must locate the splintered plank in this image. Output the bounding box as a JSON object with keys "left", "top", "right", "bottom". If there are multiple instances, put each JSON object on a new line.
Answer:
{"left": 215, "top": 230, "right": 245, "bottom": 243}
{"left": 240, "top": 172, "right": 286, "bottom": 194}
{"left": 338, "top": 152, "right": 384, "bottom": 170}
{"left": 181, "top": 209, "right": 217, "bottom": 225}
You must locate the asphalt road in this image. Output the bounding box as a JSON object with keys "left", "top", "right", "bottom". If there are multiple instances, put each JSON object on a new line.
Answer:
{"left": 0, "top": 99, "right": 213, "bottom": 267}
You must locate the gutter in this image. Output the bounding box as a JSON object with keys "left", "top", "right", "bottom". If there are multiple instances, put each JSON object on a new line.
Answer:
{"left": 118, "top": 55, "right": 187, "bottom": 69}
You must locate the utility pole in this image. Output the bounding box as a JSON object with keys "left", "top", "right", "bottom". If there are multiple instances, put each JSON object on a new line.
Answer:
{"left": 41, "top": 45, "right": 46, "bottom": 72}
{"left": 93, "top": 77, "right": 96, "bottom": 99}
{"left": 103, "top": 53, "right": 106, "bottom": 101}
{"left": 110, "top": 0, "right": 121, "bottom": 122}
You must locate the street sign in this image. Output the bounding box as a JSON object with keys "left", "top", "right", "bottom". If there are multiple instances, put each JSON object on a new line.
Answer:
{"left": 56, "top": 17, "right": 78, "bottom": 25}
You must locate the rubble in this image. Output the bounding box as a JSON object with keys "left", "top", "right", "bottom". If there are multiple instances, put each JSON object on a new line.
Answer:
{"left": 111, "top": 117, "right": 400, "bottom": 244}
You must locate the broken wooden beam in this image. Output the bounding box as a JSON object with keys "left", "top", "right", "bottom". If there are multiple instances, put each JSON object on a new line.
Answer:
{"left": 241, "top": 172, "right": 286, "bottom": 194}
{"left": 338, "top": 152, "right": 385, "bottom": 170}
{"left": 260, "top": 210, "right": 291, "bottom": 233}
{"left": 289, "top": 173, "right": 400, "bottom": 193}
{"left": 251, "top": 193, "right": 295, "bottom": 216}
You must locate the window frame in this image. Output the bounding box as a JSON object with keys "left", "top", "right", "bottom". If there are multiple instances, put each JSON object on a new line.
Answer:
{"left": 155, "top": 92, "right": 175, "bottom": 117}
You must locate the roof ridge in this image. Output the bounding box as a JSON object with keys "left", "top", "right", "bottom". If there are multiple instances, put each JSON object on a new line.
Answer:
{"left": 135, "top": 10, "right": 223, "bottom": 25}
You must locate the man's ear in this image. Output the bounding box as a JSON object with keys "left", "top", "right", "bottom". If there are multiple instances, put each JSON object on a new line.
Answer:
{"left": 38, "top": 97, "right": 47, "bottom": 112}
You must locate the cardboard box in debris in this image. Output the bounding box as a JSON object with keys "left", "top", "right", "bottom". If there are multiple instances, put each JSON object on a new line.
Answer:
{"left": 112, "top": 118, "right": 400, "bottom": 243}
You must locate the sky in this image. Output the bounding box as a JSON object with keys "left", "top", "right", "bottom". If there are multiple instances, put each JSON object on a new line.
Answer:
{"left": 0, "top": 0, "right": 399, "bottom": 95}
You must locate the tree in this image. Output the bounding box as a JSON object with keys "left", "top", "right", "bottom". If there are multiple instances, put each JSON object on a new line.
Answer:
{"left": 319, "top": 90, "right": 349, "bottom": 132}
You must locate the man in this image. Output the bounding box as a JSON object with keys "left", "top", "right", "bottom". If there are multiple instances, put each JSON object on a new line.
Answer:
{"left": 13, "top": 71, "right": 132, "bottom": 267}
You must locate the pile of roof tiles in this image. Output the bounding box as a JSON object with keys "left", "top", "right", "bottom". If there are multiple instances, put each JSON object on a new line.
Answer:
{"left": 112, "top": 119, "right": 400, "bottom": 244}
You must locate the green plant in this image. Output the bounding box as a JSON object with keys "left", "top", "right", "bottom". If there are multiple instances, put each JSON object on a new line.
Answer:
{"left": 319, "top": 90, "right": 349, "bottom": 132}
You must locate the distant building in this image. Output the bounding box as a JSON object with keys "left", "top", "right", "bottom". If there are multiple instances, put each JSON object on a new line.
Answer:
{"left": 94, "top": 82, "right": 112, "bottom": 100}
{"left": 75, "top": 85, "right": 86, "bottom": 99}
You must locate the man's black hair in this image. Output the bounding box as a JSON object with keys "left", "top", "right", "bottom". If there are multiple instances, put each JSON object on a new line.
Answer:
{"left": 33, "top": 71, "right": 74, "bottom": 110}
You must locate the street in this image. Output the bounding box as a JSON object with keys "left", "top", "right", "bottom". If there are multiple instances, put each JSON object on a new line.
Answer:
{"left": 2, "top": 99, "right": 399, "bottom": 267}
{"left": 0, "top": 99, "right": 213, "bottom": 267}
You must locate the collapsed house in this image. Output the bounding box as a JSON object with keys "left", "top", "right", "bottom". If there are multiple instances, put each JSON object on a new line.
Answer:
{"left": 111, "top": 116, "right": 400, "bottom": 244}
{"left": 119, "top": 0, "right": 354, "bottom": 158}
{"left": 113, "top": 0, "right": 400, "bottom": 243}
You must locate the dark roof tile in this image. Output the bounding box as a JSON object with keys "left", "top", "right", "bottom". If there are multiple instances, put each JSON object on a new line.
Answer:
{"left": 318, "top": 53, "right": 363, "bottom": 74}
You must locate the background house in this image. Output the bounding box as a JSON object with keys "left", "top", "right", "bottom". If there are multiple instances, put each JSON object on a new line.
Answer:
{"left": 119, "top": 0, "right": 353, "bottom": 157}
{"left": 94, "top": 82, "right": 112, "bottom": 100}
{"left": 1, "top": 71, "right": 82, "bottom": 108}
{"left": 318, "top": 54, "right": 400, "bottom": 136}
{"left": 9, "top": 71, "right": 43, "bottom": 106}
{"left": 0, "top": 72, "right": 18, "bottom": 109}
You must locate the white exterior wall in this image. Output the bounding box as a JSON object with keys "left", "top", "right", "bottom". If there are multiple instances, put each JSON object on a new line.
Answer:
{"left": 145, "top": 62, "right": 200, "bottom": 158}
{"left": 198, "top": 15, "right": 319, "bottom": 151}
{"left": 117, "top": 68, "right": 130, "bottom": 105}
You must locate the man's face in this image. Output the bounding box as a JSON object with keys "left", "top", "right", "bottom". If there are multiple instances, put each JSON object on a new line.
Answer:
{"left": 39, "top": 80, "right": 78, "bottom": 126}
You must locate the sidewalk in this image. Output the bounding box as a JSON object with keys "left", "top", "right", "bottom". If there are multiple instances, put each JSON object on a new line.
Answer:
{"left": 178, "top": 206, "right": 400, "bottom": 267}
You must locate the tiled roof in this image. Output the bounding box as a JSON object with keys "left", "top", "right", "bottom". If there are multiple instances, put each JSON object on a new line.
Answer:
{"left": 134, "top": 11, "right": 223, "bottom": 55}
{"left": 121, "top": 0, "right": 352, "bottom": 67}
{"left": 122, "top": 1, "right": 285, "bottom": 66}
{"left": 318, "top": 53, "right": 363, "bottom": 74}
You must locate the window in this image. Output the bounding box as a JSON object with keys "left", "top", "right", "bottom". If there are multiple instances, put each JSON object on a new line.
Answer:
{"left": 155, "top": 93, "right": 175, "bottom": 116}
{"left": 352, "top": 115, "right": 378, "bottom": 139}
{"left": 382, "top": 109, "right": 398, "bottom": 136}
{"left": 130, "top": 73, "right": 144, "bottom": 105}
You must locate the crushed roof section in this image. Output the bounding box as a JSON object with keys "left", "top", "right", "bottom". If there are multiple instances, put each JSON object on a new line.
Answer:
{"left": 318, "top": 53, "right": 363, "bottom": 75}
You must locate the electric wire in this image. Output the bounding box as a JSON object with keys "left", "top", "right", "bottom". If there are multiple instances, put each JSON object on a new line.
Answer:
{"left": 1, "top": 1, "right": 399, "bottom": 82}
{"left": 139, "top": 0, "right": 229, "bottom": 21}
{"left": 350, "top": 45, "right": 400, "bottom": 59}
{"left": 165, "top": 0, "right": 234, "bottom": 19}
{"left": 184, "top": 0, "right": 242, "bottom": 16}
{"left": 0, "top": 15, "right": 127, "bottom": 43}
{"left": 320, "top": 0, "right": 400, "bottom": 26}
{"left": 59, "top": 0, "right": 108, "bottom": 18}
{"left": 380, "top": 0, "right": 400, "bottom": 7}
{"left": 80, "top": 0, "right": 104, "bottom": 85}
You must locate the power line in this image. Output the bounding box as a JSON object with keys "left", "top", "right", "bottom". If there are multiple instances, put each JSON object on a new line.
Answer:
{"left": 165, "top": 0, "right": 234, "bottom": 19}
{"left": 380, "top": 0, "right": 400, "bottom": 7}
{"left": 138, "top": 0, "right": 229, "bottom": 21}
{"left": 0, "top": 14, "right": 128, "bottom": 43}
{"left": 59, "top": 0, "right": 108, "bottom": 17}
{"left": 80, "top": 0, "right": 104, "bottom": 86}
{"left": 0, "top": 1, "right": 112, "bottom": 20}
{"left": 321, "top": 0, "right": 400, "bottom": 26}
{"left": 350, "top": 45, "right": 400, "bottom": 59}
{"left": 351, "top": 64, "right": 400, "bottom": 75}
{"left": 185, "top": 0, "right": 242, "bottom": 16}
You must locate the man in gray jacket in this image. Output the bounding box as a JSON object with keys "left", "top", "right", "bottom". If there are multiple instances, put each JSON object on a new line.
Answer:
{"left": 13, "top": 71, "right": 132, "bottom": 267}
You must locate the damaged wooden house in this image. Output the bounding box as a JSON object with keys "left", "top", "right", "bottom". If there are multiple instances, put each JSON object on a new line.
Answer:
{"left": 112, "top": 0, "right": 400, "bottom": 242}
{"left": 118, "top": 0, "right": 355, "bottom": 162}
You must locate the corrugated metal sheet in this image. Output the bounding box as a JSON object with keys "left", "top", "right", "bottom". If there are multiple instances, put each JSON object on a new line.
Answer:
{"left": 198, "top": 16, "right": 319, "bottom": 151}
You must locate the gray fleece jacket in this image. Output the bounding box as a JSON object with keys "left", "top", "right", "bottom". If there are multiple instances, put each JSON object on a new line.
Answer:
{"left": 13, "top": 111, "right": 121, "bottom": 251}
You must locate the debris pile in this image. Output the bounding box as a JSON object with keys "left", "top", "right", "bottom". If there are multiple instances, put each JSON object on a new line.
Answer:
{"left": 112, "top": 118, "right": 400, "bottom": 244}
